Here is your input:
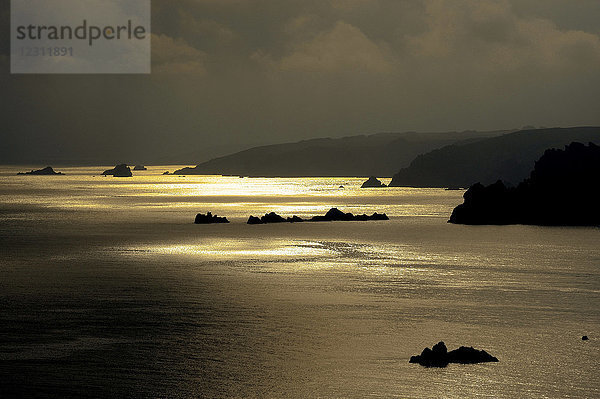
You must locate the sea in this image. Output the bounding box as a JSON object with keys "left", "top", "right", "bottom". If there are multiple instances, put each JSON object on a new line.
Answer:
{"left": 0, "top": 165, "right": 598, "bottom": 398}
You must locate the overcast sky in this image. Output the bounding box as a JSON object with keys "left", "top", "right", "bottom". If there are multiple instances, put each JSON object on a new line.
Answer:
{"left": 1, "top": 0, "right": 600, "bottom": 164}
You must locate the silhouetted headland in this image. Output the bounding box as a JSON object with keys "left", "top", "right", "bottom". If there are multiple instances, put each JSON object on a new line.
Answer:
{"left": 102, "top": 164, "right": 133, "bottom": 177}
{"left": 17, "top": 166, "right": 64, "bottom": 175}
{"left": 194, "top": 212, "right": 229, "bottom": 224}
{"left": 361, "top": 176, "right": 387, "bottom": 188}
{"left": 390, "top": 127, "right": 600, "bottom": 187}
{"left": 133, "top": 165, "right": 147, "bottom": 171}
{"left": 409, "top": 341, "right": 498, "bottom": 367}
{"left": 449, "top": 142, "right": 600, "bottom": 225}
{"left": 247, "top": 208, "right": 389, "bottom": 224}
{"left": 172, "top": 130, "right": 509, "bottom": 177}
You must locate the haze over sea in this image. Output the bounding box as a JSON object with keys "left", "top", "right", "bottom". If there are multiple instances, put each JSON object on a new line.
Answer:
{"left": 1, "top": 166, "right": 598, "bottom": 398}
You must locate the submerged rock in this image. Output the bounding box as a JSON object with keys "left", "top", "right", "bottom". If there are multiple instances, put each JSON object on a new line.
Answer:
{"left": 194, "top": 212, "right": 229, "bottom": 224}
{"left": 18, "top": 166, "right": 64, "bottom": 175}
{"left": 361, "top": 176, "right": 387, "bottom": 188}
{"left": 102, "top": 164, "right": 133, "bottom": 177}
{"left": 582, "top": 336, "right": 589, "bottom": 341}
{"left": 409, "top": 341, "right": 498, "bottom": 367}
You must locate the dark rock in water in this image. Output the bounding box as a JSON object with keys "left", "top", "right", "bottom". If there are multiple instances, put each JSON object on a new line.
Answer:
{"left": 248, "top": 208, "right": 389, "bottom": 224}
{"left": 18, "top": 166, "right": 64, "bottom": 176}
{"left": 102, "top": 164, "right": 133, "bottom": 177}
{"left": 409, "top": 341, "right": 498, "bottom": 367}
{"left": 361, "top": 176, "right": 387, "bottom": 188}
{"left": 262, "top": 212, "right": 287, "bottom": 224}
{"left": 247, "top": 212, "right": 304, "bottom": 224}
{"left": 582, "top": 335, "right": 589, "bottom": 341}
{"left": 163, "top": 171, "right": 170, "bottom": 175}
{"left": 310, "top": 208, "right": 389, "bottom": 222}
{"left": 247, "top": 216, "right": 263, "bottom": 225}
{"left": 133, "top": 165, "right": 147, "bottom": 171}
{"left": 449, "top": 142, "right": 600, "bottom": 226}
{"left": 194, "top": 212, "right": 229, "bottom": 224}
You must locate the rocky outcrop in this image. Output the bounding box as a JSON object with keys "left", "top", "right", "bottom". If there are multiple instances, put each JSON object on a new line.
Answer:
{"left": 133, "top": 165, "right": 147, "bottom": 171}
{"left": 247, "top": 212, "right": 305, "bottom": 224}
{"left": 194, "top": 212, "right": 229, "bottom": 224}
{"left": 247, "top": 208, "right": 389, "bottom": 224}
{"left": 449, "top": 142, "right": 600, "bottom": 226}
{"left": 18, "top": 166, "right": 64, "bottom": 175}
{"left": 361, "top": 176, "right": 387, "bottom": 188}
{"left": 309, "top": 208, "right": 389, "bottom": 222}
{"left": 409, "top": 341, "right": 498, "bottom": 367}
{"left": 102, "top": 164, "right": 133, "bottom": 177}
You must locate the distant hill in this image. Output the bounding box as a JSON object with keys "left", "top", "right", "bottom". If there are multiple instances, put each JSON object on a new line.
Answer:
{"left": 173, "top": 130, "right": 509, "bottom": 177}
{"left": 389, "top": 127, "right": 600, "bottom": 188}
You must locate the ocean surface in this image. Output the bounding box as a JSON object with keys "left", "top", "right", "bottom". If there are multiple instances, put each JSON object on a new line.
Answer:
{"left": 0, "top": 166, "right": 598, "bottom": 398}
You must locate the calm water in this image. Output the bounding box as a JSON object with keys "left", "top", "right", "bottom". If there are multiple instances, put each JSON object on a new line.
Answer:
{"left": 0, "top": 166, "right": 599, "bottom": 398}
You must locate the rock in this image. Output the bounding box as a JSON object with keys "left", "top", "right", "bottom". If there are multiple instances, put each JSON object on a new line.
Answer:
{"left": 194, "top": 212, "right": 229, "bottom": 224}
{"left": 262, "top": 212, "right": 288, "bottom": 224}
{"left": 247, "top": 208, "right": 389, "bottom": 224}
{"left": 163, "top": 171, "right": 170, "bottom": 175}
{"left": 18, "top": 166, "right": 64, "bottom": 175}
{"left": 247, "top": 212, "right": 304, "bottom": 224}
{"left": 449, "top": 142, "right": 600, "bottom": 226}
{"left": 247, "top": 216, "right": 263, "bottom": 225}
{"left": 582, "top": 336, "right": 589, "bottom": 341}
{"left": 133, "top": 165, "right": 147, "bottom": 171}
{"left": 361, "top": 176, "right": 387, "bottom": 188}
{"left": 102, "top": 164, "right": 133, "bottom": 177}
{"left": 310, "top": 208, "right": 389, "bottom": 222}
{"left": 409, "top": 341, "right": 498, "bottom": 367}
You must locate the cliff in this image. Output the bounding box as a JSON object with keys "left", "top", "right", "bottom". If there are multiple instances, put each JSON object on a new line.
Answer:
{"left": 390, "top": 127, "right": 600, "bottom": 188}
{"left": 449, "top": 142, "right": 600, "bottom": 226}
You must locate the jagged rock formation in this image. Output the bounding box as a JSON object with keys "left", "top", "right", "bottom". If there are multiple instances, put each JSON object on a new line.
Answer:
{"left": 247, "top": 208, "right": 389, "bottom": 224}
{"left": 449, "top": 142, "right": 600, "bottom": 226}
{"left": 194, "top": 212, "right": 229, "bottom": 224}
{"left": 18, "top": 166, "right": 64, "bottom": 175}
{"left": 390, "top": 127, "right": 600, "bottom": 187}
{"left": 361, "top": 176, "right": 386, "bottom": 188}
{"left": 409, "top": 341, "right": 498, "bottom": 367}
{"left": 102, "top": 164, "right": 133, "bottom": 177}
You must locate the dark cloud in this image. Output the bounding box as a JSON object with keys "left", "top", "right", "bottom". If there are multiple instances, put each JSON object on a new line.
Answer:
{"left": 2, "top": 0, "right": 599, "bottom": 164}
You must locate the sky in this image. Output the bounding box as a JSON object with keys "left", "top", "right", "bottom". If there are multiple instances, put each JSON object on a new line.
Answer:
{"left": 1, "top": 0, "right": 600, "bottom": 164}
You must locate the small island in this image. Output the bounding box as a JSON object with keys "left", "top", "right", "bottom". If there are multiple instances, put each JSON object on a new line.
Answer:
{"left": 247, "top": 208, "right": 389, "bottom": 224}
{"left": 361, "top": 176, "right": 387, "bottom": 188}
{"left": 194, "top": 212, "right": 229, "bottom": 224}
{"left": 449, "top": 142, "right": 600, "bottom": 226}
{"left": 409, "top": 341, "right": 498, "bottom": 367}
{"left": 102, "top": 164, "right": 133, "bottom": 177}
{"left": 18, "top": 166, "right": 64, "bottom": 176}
